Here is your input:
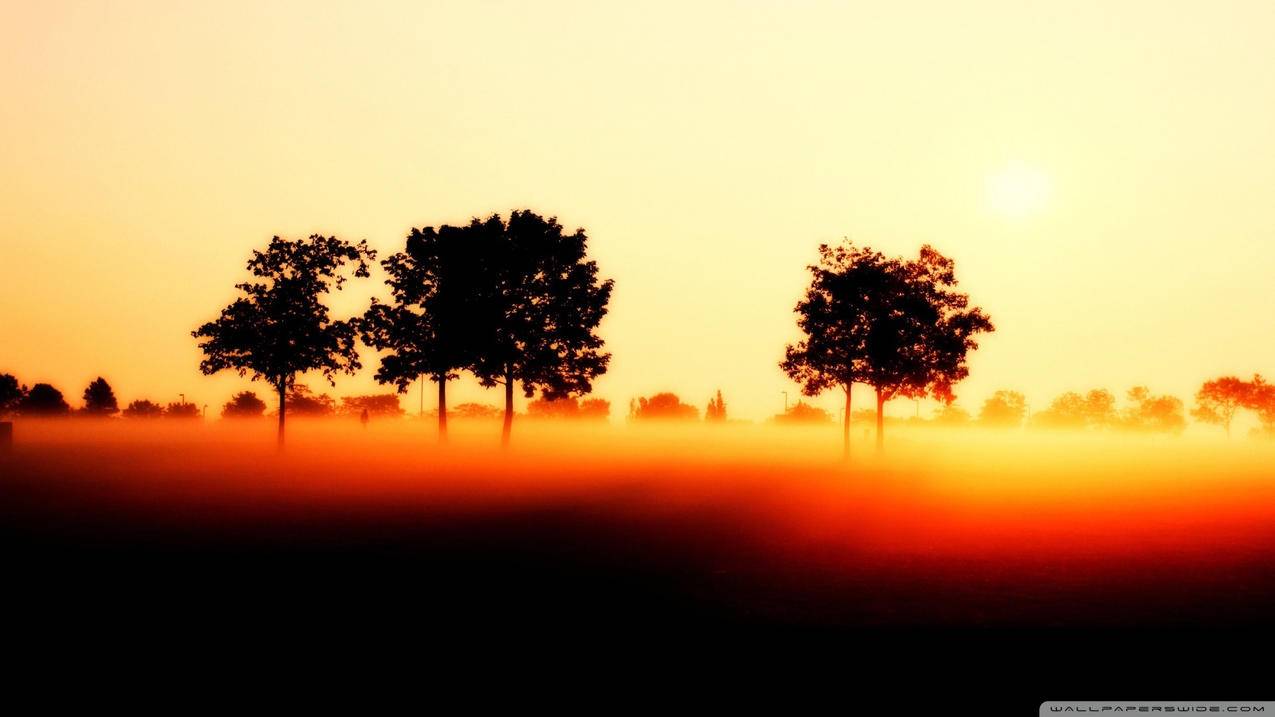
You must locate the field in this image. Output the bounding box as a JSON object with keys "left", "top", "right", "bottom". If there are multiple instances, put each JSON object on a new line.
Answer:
{"left": 3, "top": 419, "right": 1274, "bottom": 705}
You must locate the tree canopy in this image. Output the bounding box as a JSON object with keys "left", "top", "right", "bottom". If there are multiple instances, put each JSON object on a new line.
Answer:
{"left": 783, "top": 241, "right": 993, "bottom": 453}
{"left": 222, "top": 391, "right": 267, "bottom": 419}
{"left": 361, "top": 222, "right": 491, "bottom": 440}
{"left": 630, "top": 393, "right": 698, "bottom": 421}
{"left": 0, "top": 373, "right": 25, "bottom": 418}
{"left": 81, "top": 377, "right": 119, "bottom": 416}
{"left": 464, "top": 211, "right": 614, "bottom": 445}
{"left": 1192, "top": 375, "right": 1268, "bottom": 437}
{"left": 18, "top": 383, "right": 70, "bottom": 416}
{"left": 192, "top": 234, "right": 374, "bottom": 444}
{"left": 978, "top": 390, "right": 1026, "bottom": 428}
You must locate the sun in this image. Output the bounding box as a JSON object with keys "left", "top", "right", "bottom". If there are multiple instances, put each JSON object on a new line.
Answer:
{"left": 987, "top": 162, "right": 1051, "bottom": 218}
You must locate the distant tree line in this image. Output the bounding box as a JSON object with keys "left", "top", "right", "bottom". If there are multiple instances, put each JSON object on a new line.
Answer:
{"left": 0, "top": 374, "right": 202, "bottom": 420}
{"left": 10, "top": 226, "right": 1275, "bottom": 453}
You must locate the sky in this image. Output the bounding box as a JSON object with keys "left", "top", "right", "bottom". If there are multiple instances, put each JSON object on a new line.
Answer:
{"left": 2, "top": 0, "right": 1275, "bottom": 422}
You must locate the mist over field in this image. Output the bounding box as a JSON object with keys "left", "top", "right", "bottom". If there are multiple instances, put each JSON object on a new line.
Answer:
{"left": 6, "top": 418, "right": 1275, "bottom": 629}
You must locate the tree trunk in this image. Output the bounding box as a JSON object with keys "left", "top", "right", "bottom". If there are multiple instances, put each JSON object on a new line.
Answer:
{"left": 437, "top": 374, "right": 448, "bottom": 443}
{"left": 501, "top": 364, "right": 514, "bottom": 447}
{"left": 276, "top": 378, "right": 286, "bottom": 449}
{"left": 875, "top": 386, "right": 885, "bottom": 452}
{"left": 842, "top": 384, "right": 852, "bottom": 460}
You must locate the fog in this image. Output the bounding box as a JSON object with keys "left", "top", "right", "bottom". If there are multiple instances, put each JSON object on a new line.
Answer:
{"left": 4, "top": 417, "right": 1275, "bottom": 629}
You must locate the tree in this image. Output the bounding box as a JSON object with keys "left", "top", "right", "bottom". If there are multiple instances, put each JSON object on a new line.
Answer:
{"left": 782, "top": 242, "right": 993, "bottom": 454}
{"left": 1033, "top": 389, "right": 1118, "bottom": 429}
{"left": 122, "top": 399, "right": 164, "bottom": 418}
{"left": 0, "top": 373, "right": 26, "bottom": 418}
{"left": 340, "top": 394, "right": 405, "bottom": 419}
{"left": 81, "top": 377, "right": 119, "bottom": 417}
{"left": 361, "top": 223, "right": 489, "bottom": 441}
{"left": 451, "top": 403, "right": 502, "bottom": 420}
{"left": 165, "top": 401, "right": 200, "bottom": 419}
{"left": 1192, "top": 375, "right": 1265, "bottom": 438}
{"left": 773, "top": 400, "right": 833, "bottom": 425}
{"left": 284, "top": 384, "right": 336, "bottom": 417}
{"left": 222, "top": 391, "right": 267, "bottom": 419}
{"left": 467, "top": 211, "right": 614, "bottom": 446}
{"left": 192, "top": 235, "right": 375, "bottom": 446}
{"left": 526, "top": 396, "right": 610, "bottom": 420}
{"left": 782, "top": 244, "right": 886, "bottom": 456}
{"left": 1122, "top": 386, "right": 1186, "bottom": 434}
{"left": 629, "top": 393, "right": 698, "bottom": 421}
{"left": 18, "top": 383, "right": 70, "bottom": 416}
{"left": 978, "top": 390, "right": 1026, "bottom": 428}
{"left": 705, "top": 390, "right": 727, "bottom": 422}
{"left": 933, "top": 403, "right": 972, "bottom": 427}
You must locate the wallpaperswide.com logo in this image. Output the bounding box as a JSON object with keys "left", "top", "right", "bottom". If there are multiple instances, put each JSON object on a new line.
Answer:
{"left": 1042, "top": 703, "right": 1274, "bottom": 714}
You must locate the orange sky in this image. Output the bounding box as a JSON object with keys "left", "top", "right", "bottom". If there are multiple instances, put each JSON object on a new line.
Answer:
{"left": 2, "top": 1, "right": 1274, "bottom": 422}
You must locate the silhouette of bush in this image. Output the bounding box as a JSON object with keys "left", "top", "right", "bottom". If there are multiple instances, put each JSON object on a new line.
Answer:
{"left": 340, "top": 394, "right": 405, "bottom": 418}
{"left": 17, "top": 383, "right": 70, "bottom": 416}
{"left": 164, "top": 401, "right": 200, "bottom": 419}
{"left": 526, "top": 396, "right": 609, "bottom": 420}
{"left": 122, "top": 400, "right": 164, "bottom": 418}
{"left": 80, "top": 377, "right": 119, "bottom": 417}
{"left": 629, "top": 393, "right": 698, "bottom": 421}
{"left": 0, "top": 373, "right": 26, "bottom": 418}
{"left": 773, "top": 400, "right": 833, "bottom": 425}
{"left": 284, "top": 385, "right": 336, "bottom": 417}
{"left": 222, "top": 391, "right": 267, "bottom": 419}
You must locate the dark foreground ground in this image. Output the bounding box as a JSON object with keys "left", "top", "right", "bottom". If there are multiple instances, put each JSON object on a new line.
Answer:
{"left": 2, "top": 424, "right": 1274, "bottom": 711}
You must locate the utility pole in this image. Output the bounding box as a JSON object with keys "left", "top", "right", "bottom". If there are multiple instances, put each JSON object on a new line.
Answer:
{"left": 781, "top": 391, "right": 789, "bottom": 412}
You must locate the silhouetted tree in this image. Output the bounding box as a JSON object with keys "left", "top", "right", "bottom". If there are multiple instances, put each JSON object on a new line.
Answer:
{"left": 18, "top": 383, "right": 70, "bottom": 416}
{"left": 284, "top": 384, "right": 336, "bottom": 417}
{"left": 222, "top": 391, "right": 267, "bottom": 419}
{"left": 340, "top": 394, "right": 405, "bottom": 419}
{"left": 630, "top": 393, "right": 698, "bottom": 421}
{"left": 783, "top": 242, "right": 992, "bottom": 454}
{"left": 773, "top": 400, "right": 833, "bottom": 425}
{"left": 526, "top": 396, "right": 610, "bottom": 420}
{"left": 782, "top": 244, "right": 884, "bottom": 456}
{"left": 361, "top": 223, "right": 488, "bottom": 441}
{"left": 192, "top": 235, "right": 374, "bottom": 445}
{"left": 1032, "top": 389, "right": 1117, "bottom": 430}
{"left": 705, "top": 390, "right": 727, "bottom": 422}
{"left": 80, "top": 377, "right": 119, "bottom": 417}
{"left": 467, "top": 211, "right": 614, "bottom": 446}
{"left": 0, "top": 373, "right": 26, "bottom": 418}
{"left": 164, "top": 401, "right": 200, "bottom": 419}
{"left": 122, "top": 399, "right": 164, "bottom": 418}
{"left": 978, "top": 390, "right": 1026, "bottom": 428}
{"left": 1192, "top": 375, "right": 1265, "bottom": 438}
